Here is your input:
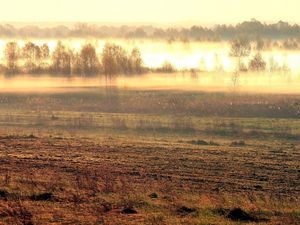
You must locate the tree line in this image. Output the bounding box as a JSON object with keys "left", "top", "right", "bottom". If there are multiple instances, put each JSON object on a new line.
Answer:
{"left": 229, "top": 37, "right": 291, "bottom": 73}
{"left": 1, "top": 42, "right": 144, "bottom": 76}
{"left": 2, "top": 20, "right": 300, "bottom": 44}
{"left": 0, "top": 38, "right": 291, "bottom": 77}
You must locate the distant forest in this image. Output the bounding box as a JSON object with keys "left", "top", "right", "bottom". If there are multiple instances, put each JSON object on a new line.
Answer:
{"left": 1, "top": 20, "right": 300, "bottom": 42}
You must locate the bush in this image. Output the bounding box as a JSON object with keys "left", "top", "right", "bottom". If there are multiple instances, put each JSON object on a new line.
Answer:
{"left": 249, "top": 53, "right": 266, "bottom": 72}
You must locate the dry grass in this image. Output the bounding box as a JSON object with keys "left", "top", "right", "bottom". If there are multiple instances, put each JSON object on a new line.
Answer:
{"left": 0, "top": 89, "right": 299, "bottom": 224}
{"left": 0, "top": 134, "right": 298, "bottom": 224}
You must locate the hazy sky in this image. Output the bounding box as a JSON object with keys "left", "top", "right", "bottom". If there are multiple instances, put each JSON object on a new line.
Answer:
{"left": 1, "top": 0, "right": 299, "bottom": 24}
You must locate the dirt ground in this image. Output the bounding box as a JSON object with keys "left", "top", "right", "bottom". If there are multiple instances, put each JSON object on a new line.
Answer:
{"left": 0, "top": 134, "right": 299, "bottom": 224}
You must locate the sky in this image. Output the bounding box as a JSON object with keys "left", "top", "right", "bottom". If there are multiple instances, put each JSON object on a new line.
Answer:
{"left": 0, "top": 0, "right": 299, "bottom": 25}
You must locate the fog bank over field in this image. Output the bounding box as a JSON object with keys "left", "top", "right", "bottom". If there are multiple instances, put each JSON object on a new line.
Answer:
{"left": 0, "top": 36, "right": 300, "bottom": 95}
{"left": 0, "top": 72, "right": 299, "bottom": 94}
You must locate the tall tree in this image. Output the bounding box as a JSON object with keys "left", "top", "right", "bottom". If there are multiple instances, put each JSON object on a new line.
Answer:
{"left": 41, "top": 43, "right": 50, "bottom": 59}
{"left": 22, "top": 42, "right": 42, "bottom": 73}
{"left": 129, "top": 48, "right": 143, "bottom": 74}
{"left": 51, "top": 41, "right": 72, "bottom": 75}
{"left": 80, "top": 43, "right": 99, "bottom": 76}
{"left": 102, "top": 43, "right": 129, "bottom": 77}
{"left": 230, "top": 37, "right": 251, "bottom": 71}
{"left": 4, "top": 42, "right": 20, "bottom": 74}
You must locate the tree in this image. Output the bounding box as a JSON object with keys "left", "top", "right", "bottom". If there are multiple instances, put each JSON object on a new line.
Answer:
{"left": 39, "top": 43, "right": 50, "bottom": 71}
{"left": 158, "top": 60, "right": 175, "bottom": 73}
{"left": 230, "top": 37, "right": 251, "bottom": 72}
{"left": 22, "top": 42, "right": 42, "bottom": 73}
{"left": 249, "top": 53, "right": 266, "bottom": 72}
{"left": 102, "top": 43, "right": 117, "bottom": 76}
{"left": 129, "top": 48, "right": 143, "bottom": 74}
{"left": 72, "top": 52, "right": 82, "bottom": 75}
{"left": 41, "top": 43, "right": 50, "bottom": 59}
{"left": 51, "top": 41, "right": 72, "bottom": 75}
{"left": 255, "top": 36, "right": 265, "bottom": 50}
{"left": 229, "top": 37, "right": 251, "bottom": 92}
{"left": 79, "top": 43, "right": 99, "bottom": 75}
{"left": 214, "top": 53, "right": 224, "bottom": 71}
{"left": 22, "top": 42, "right": 41, "bottom": 62}
{"left": 126, "top": 28, "right": 147, "bottom": 38}
{"left": 101, "top": 43, "right": 129, "bottom": 77}
{"left": 60, "top": 50, "right": 72, "bottom": 75}
{"left": 230, "top": 37, "right": 251, "bottom": 59}
{"left": 4, "top": 41, "right": 20, "bottom": 74}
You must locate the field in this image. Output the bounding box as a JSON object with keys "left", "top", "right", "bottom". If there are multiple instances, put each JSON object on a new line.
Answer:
{"left": 0, "top": 86, "right": 299, "bottom": 224}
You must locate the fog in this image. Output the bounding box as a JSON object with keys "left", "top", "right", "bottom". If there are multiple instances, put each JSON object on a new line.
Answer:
{"left": 0, "top": 39, "right": 300, "bottom": 94}
{"left": 0, "top": 72, "right": 299, "bottom": 94}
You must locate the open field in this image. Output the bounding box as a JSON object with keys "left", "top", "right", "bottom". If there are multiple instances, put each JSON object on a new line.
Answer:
{"left": 0, "top": 87, "right": 299, "bottom": 224}
{"left": 0, "top": 133, "right": 299, "bottom": 224}
{"left": 2, "top": 1, "right": 300, "bottom": 224}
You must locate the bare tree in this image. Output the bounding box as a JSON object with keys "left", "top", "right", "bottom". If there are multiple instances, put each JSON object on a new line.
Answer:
{"left": 72, "top": 52, "right": 82, "bottom": 75}
{"left": 4, "top": 41, "right": 20, "bottom": 74}
{"left": 80, "top": 43, "right": 99, "bottom": 76}
{"left": 51, "top": 41, "right": 72, "bottom": 75}
{"left": 22, "top": 42, "right": 42, "bottom": 73}
{"left": 229, "top": 37, "right": 251, "bottom": 91}
{"left": 41, "top": 43, "right": 50, "bottom": 59}
{"left": 102, "top": 43, "right": 129, "bottom": 77}
{"left": 230, "top": 37, "right": 251, "bottom": 71}
{"left": 129, "top": 48, "right": 143, "bottom": 74}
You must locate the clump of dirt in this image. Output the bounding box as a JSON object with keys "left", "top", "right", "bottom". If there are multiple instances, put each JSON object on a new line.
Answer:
{"left": 0, "top": 134, "right": 37, "bottom": 140}
{"left": 101, "top": 202, "right": 112, "bottom": 213}
{"left": 121, "top": 207, "right": 138, "bottom": 214}
{"left": 177, "top": 206, "right": 197, "bottom": 215}
{"left": 227, "top": 208, "right": 256, "bottom": 222}
{"left": 0, "top": 190, "right": 8, "bottom": 198}
{"left": 188, "top": 140, "right": 220, "bottom": 146}
{"left": 26, "top": 134, "right": 37, "bottom": 139}
{"left": 213, "top": 207, "right": 230, "bottom": 216}
{"left": 214, "top": 207, "right": 270, "bottom": 222}
{"left": 30, "top": 192, "right": 53, "bottom": 201}
{"left": 230, "top": 140, "right": 246, "bottom": 147}
{"left": 149, "top": 193, "right": 158, "bottom": 199}
{"left": 51, "top": 115, "right": 59, "bottom": 120}
{"left": 0, "top": 190, "right": 19, "bottom": 200}
{"left": 254, "top": 185, "right": 263, "bottom": 190}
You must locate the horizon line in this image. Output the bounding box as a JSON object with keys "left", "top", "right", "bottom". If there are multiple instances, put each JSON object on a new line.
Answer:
{"left": 1, "top": 19, "right": 300, "bottom": 28}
